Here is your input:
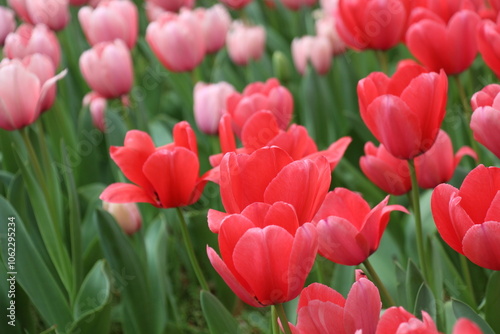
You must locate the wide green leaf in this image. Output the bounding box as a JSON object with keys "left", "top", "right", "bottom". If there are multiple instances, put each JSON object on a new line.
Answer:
{"left": 484, "top": 272, "right": 500, "bottom": 333}
{"left": 452, "top": 299, "right": 494, "bottom": 334}
{"left": 200, "top": 290, "right": 240, "bottom": 334}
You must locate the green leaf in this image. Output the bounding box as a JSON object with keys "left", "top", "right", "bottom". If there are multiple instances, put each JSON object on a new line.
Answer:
{"left": 406, "top": 259, "right": 424, "bottom": 313}
{"left": 200, "top": 290, "right": 240, "bottom": 334}
{"left": 484, "top": 272, "right": 500, "bottom": 333}
{"left": 395, "top": 262, "right": 408, "bottom": 308}
{"left": 452, "top": 299, "right": 495, "bottom": 334}
{"left": 413, "top": 283, "right": 436, "bottom": 320}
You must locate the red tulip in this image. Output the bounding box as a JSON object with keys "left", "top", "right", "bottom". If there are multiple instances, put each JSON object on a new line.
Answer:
{"left": 78, "top": 0, "right": 138, "bottom": 49}
{"left": 452, "top": 319, "right": 483, "bottom": 334}
{"left": 478, "top": 17, "right": 500, "bottom": 80}
{"left": 226, "top": 21, "right": 266, "bottom": 66}
{"left": 335, "top": 0, "right": 412, "bottom": 50}
{"left": 412, "top": 0, "right": 483, "bottom": 22}
{"left": 0, "top": 6, "right": 15, "bottom": 46}
{"left": 290, "top": 277, "right": 381, "bottom": 334}
{"left": 406, "top": 7, "right": 480, "bottom": 75}
{"left": 9, "top": 0, "right": 70, "bottom": 31}
{"left": 292, "top": 35, "right": 332, "bottom": 75}
{"left": 207, "top": 201, "right": 318, "bottom": 307}
{"left": 100, "top": 122, "right": 208, "bottom": 208}
{"left": 311, "top": 188, "right": 407, "bottom": 265}
{"left": 375, "top": 307, "right": 439, "bottom": 334}
{"left": 218, "top": 0, "right": 253, "bottom": 9}
{"left": 357, "top": 62, "right": 448, "bottom": 159}
{"left": 470, "top": 84, "right": 500, "bottom": 158}
{"left": 431, "top": 165, "right": 500, "bottom": 270}
{"left": 194, "top": 81, "right": 236, "bottom": 135}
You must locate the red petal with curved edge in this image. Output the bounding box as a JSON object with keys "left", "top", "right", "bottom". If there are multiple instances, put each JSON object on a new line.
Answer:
{"left": 305, "top": 136, "right": 351, "bottom": 171}
{"left": 99, "top": 183, "right": 157, "bottom": 206}
{"left": 431, "top": 184, "right": 463, "bottom": 253}
{"left": 344, "top": 278, "right": 381, "bottom": 334}
{"left": 218, "top": 113, "right": 237, "bottom": 155}
{"left": 262, "top": 202, "right": 300, "bottom": 235}
{"left": 387, "top": 62, "right": 428, "bottom": 97}
{"left": 207, "top": 209, "right": 230, "bottom": 233}
{"left": 172, "top": 121, "right": 198, "bottom": 155}
{"left": 297, "top": 283, "right": 346, "bottom": 311}
{"left": 357, "top": 72, "right": 390, "bottom": 126}
{"left": 241, "top": 110, "right": 280, "bottom": 151}
{"left": 406, "top": 19, "right": 447, "bottom": 72}
{"left": 445, "top": 11, "right": 480, "bottom": 74}
{"left": 269, "top": 125, "right": 317, "bottom": 160}
{"left": 296, "top": 300, "right": 346, "bottom": 334}
{"left": 142, "top": 147, "right": 199, "bottom": 208}
{"left": 207, "top": 246, "right": 262, "bottom": 307}
{"left": 452, "top": 318, "right": 483, "bottom": 334}
{"left": 233, "top": 226, "right": 294, "bottom": 305}
{"left": 360, "top": 154, "right": 411, "bottom": 196}
{"left": 471, "top": 106, "right": 500, "bottom": 159}
{"left": 375, "top": 307, "right": 415, "bottom": 334}
{"left": 462, "top": 221, "right": 500, "bottom": 270}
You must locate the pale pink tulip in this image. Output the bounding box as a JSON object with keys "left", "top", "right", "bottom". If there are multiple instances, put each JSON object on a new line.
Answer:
{"left": 196, "top": 4, "right": 231, "bottom": 54}
{"left": 103, "top": 201, "right": 142, "bottom": 234}
{"left": 22, "top": 53, "right": 57, "bottom": 112}
{"left": 194, "top": 81, "right": 235, "bottom": 135}
{"left": 0, "top": 7, "right": 16, "bottom": 46}
{"left": 79, "top": 39, "right": 134, "bottom": 99}
{"left": 78, "top": 0, "right": 138, "bottom": 49}
{"left": 292, "top": 35, "right": 332, "bottom": 75}
{"left": 8, "top": 0, "right": 70, "bottom": 31}
{"left": 315, "top": 13, "right": 346, "bottom": 55}
{"left": 83, "top": 92, "right": 107, "bottom": 132}
{"left": 226, "top": 21, "right": 266, "bottom": 65}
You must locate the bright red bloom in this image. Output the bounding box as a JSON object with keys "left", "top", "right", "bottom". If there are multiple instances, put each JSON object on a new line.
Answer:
{"left": 311, "top": 188, "right": 407, "bottom": 265}
{"left": 218, "top": 0, "right": 253, "bottom": 9}
{"left": 376, "top": 307, "right": 439, "bottom": 334}
{"left": 289, "top": 276, "right": 381, "bottom": 334}
{"left": 100, "top": 122, "right": 207, "bottom": 208}
{"left": 411, "top": 0, "right": 482, "bottom": 22}
{"left": 431, "top": 165, "right": 500, "bottom": 270}
{"left": 357, "top": 61, "right": 448, "bottom": 159}
{"left": 208, "top": 146, "right": 331, "bottom": 232}
{"left": 478, "top": 17, "right": 500, "bottom": 80}
{"left": 207, "top": 201, "right": 318, "bottom": 307}
{"left": 452, "top": 319, "right": 483, "bottom": 334}
{"left": 470, "top": 84, "right": 500, "bottom": 158}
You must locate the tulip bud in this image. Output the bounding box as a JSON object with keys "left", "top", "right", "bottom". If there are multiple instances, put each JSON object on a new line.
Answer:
{"left": 0, "top": 7, "right": 15, "bottom": 46}
{"left": 102, "top": 201, "right": 142, "bottom": 235}
{"left": 194, "top": 81, "right": 236, "bottom": 135}
{"left": 9, "top": 0, "right": 70, "bottom": 31}
{"left": 195, "top": 4, "right": 231, "bottom": 54}
{"left": 83, "top": 92, "right": 107, "bottom": 132}
{"left": 226, "top": 21, "right": 266, "bottom": 66}
{"left": 272, "top": 51, "right": 292, "bottom": 82}
{"left": 291, "top": 35, "right": 332, "bottom": 75}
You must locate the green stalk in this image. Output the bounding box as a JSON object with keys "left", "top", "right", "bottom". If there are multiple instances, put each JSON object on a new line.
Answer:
{"left": 272, "top": 305, "right": 279, "bottom": 334}
{"left": 362, "top": 259, "right": 395, "bottom": 308}
{"left": 274, "top": 304, "right": 292, "bottom": 334}
{"left": 175, "top": 207, "right": 210, "bottom": 291}
{"left": 459, "top": 254, "right": 477, "bottom": 308}
{"left": 376, "top": 51, "right": 389, "bottom": 74}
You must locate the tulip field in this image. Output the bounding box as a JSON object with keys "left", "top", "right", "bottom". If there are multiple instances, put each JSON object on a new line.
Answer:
{"left": 2, "top": 0, "right": 500, "bottom": 333}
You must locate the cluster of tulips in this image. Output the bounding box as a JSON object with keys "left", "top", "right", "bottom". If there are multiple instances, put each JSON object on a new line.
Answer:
{"left": 1, "top": 0, "right": 500, "bottom": 333}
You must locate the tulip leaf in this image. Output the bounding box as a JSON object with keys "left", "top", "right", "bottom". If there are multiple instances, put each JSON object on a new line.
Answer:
{"left": 413, "top": 283, "right": 436, "bottom": 321}
{"left": 200, "top": 290, "right": 240, "bottom": 334}
{"left": 452, "top": 299, "right": 495, "bottom": 334}
{"left": 406, "top": 259, "right": 424, "bottom": 314}
{"left": 395, "top": 262, "right": 408, "bottom": 309}
{"left": 484, "top": 272, "right": 500, "bottom": 333}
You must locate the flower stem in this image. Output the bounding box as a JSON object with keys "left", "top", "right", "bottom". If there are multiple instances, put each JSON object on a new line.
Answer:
{"left": 408, "top": 160, "right": 429, "bottom": 283}
{"left": 272, "top": 306, "right": 279, "bottom": 334}
{"left": 459, "top": 254, "right": 477, "bottom": 308}
{"left": 175, "top": 207, "right": 210, "bottom": 291}
{"left": 376, "top": 50, "right": 389, "bottom": 74}
{"left": 362, "top": 259, "right": 395, "bottom": 308}
{"left": 274, "top": 304, "right": 292, "bottom": 334}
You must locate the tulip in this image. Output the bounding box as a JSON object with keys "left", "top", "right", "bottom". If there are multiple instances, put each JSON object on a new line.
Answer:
{"left": 144, "top": 2, "right": 166, "bottom": 22}
{"left": 8, "top": 0, "right": 70, "bottom": 31}
{"left": 83, "top": 91, "right": 107, "bottom": 132}
{"left": 452, "top": 319, "right": 483, "bottom": 334}
{"left": 280, "top": 0, "right": 317, "bottom": 11}
{"left": 102, "top": 201, "right": 142, "bottom": 235}
{"left": 431, "top": 165, "right": 500, "bottom": 270}
{"left": 357, "top": 62, "right": 448, "bottom": 159}
{"left": 226, "top": 21, "right": 266, "bottom": 66}
{"left": 145, "top": 0, "right": 194, "bottom": 12}
{"left": 478, "top": 17, "right": 500, "bottom": 80}
{"left": 412, "top": 0, "right": 482, "bottom": 22}
{"left": 195, "top": 4, "right": 231, "bottom": 54}
{"left": 146, "top": 10, "right": 205, "bottom": 72}
{"left": 0, "top": 7, "right": 15, "bottom": 46}
{"left": 100, "top": 122, "right": 208, "bottom": 208}
{"left": 319, "top": 0, "right": 338, "bottom": 14}
{"left": 193, "top": 81, "right": 235, "bottom": 135}
{"left": 289, "top": 277, "right": 381, "bottom": 334}
{"left": 0, "top": 59, "right": 66, "bottom": 131}
{"left": 470, "top": 84, "right": 500, "bottom": 158}
{"left": 226, "top": 78, "right": 293, "bottom": 137}
{"left": 79, "top": 39, "right": 133, "bottom": 99}
{"left": 315, "top": 14, "right": 346, "bottom": 56}
{"left": 4, "top": 24, "right": 61, "bottom": 68}
{"left": 375, "top": 307, "right": 439, "bottom": 334}
{"left": 291, "top": 35, "right": 332, "bottom": 75}
{"left": 218, "top": 0, "right": 253, "bottom": 9}
{"left": 78, "top": 0, "right": 138, "bottom": 49}
{"left": 21, "top": 54, "right": 58, "bottom": 112}
{"left": 311, "top": 188, "right": 407, "bottom": 265}
{"left": 335, "top": 0, "right": 411, "bottom": 50}
{"left": 406, "top": 7, "right": 480, "bottom": 75}
{"left": 207, "top": 146, "right": 331, "bottom": 233}
{"left": 207, "top": 201, "right": 318, "bottom": 307}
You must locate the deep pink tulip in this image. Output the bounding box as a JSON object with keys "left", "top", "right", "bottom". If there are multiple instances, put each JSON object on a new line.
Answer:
{"left": 79, "top": 39, "right": 133, "bottom": 99}
{"left": 102, "top": 201, "right": 142, "bottom": 235}
{"left": 335, "top": 0, "right": 412, "bottom": 50}
{"left": 280, "top": 0, "right": 317, "bottom": 10}
{"left": 357, "top": 62, "right": 448, "bottom": 159}
{"left": 226, "top": 21, "right": 266, "bottom": 66}
{"left": 315, "top": 14, "right": 346, "bottom": 56}
{"left": 290, "top": 277, "right": 381, "bottom": 334}
{"left": 431, "top": 165, "right": 500, "bottom": 270}
{"left": 83, "top": 91, "right": 107, "bottom": 132}
{"left": 477, "top": 17, "right": 500, "bottom": 80}
{"left": 194, "top": 81, "right": 235, "bottom": 135}
{"left": 470, "top": 84, "right": 500, "bottom": 158}
{"left": 146, "top": 10, "right": 205, "bottom": 72}
{"left": 0, "top": 7, "right": 15, "bottom": 46}
{"left": 8, "top": 0, "right": 70, "bottom": 31}
{"left": 292, "top": 35, "right": 332, "bottom": 75}
{"left": 145, "top": 0, "right": 194, "bottom": 12}
{"left": 4, "top": 24, "right": 61, "bottom": 68}
{"left": 0, "top": 59, "right": 66, "bottom": 131}
{"left": 207, "top": 201, "right": 318, "bottom": 307}
{"left": 376, "top": 307, "right": 439, "bottom": 334}
{"left": 311, "top": 188, "right": 407, "bottom": 265}
{"left": 195, "top": 4, "right": 231, "bottom": 54}
{"left": 218, "top": 0, "right": 253, "bottom": 9}
{"left": 78, "top": 0, "right": 138, "bottom": 49}
{"left": 412, "top": 0, "right": 482, "bottom": 22}
{"left": 406, "top": 7, "right": 480, "bottom": 75}
{"left": 452, "top": 319, "right": 483, "bottom": 334}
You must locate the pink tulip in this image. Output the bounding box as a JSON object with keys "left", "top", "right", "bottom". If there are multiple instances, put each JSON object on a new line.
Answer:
{"left": 320, "top": 0, "right": 339, "bottom": 14}
{"left": 83, "top": 92, "right": 107, "bottom": 132}
{"left": 195, "top": 4, "right": 231, "bottom": 54}
{"left": 78, "top": 0, "right": 138, "bottom": 49}
{"left": 452, "top": 319, "right": 483, "bottom": 334}
{"left": 470, "top": 84, "right": 500, "bottom": 158}
{"left": 4, "top": 24, "right": 61, "bottom": 68}
{"left": 0, "top": 59, "right": 66, "bottom": 131}
{"left": 315, "top": 14, "right": 346, "bottom": 56}
{"left": 219, "top": 0, "right": 253, "bottom": 9}
{"left": 0, "top": 7, "right": 15, "bottom": 46}
{"left": 375, "top": 307, "right": 439, "bottom": 334}
{"left": 146, "top": 10, "right": 205, "bottom": 72}
{"left": 21, "top": 53, "right": 58, "bottom": 112}
{"left": 144, "top": 2, "right": 166, "bottom": 22}
{"left": 8, "top": 0, "right": 70, "bottom": 31}
{"left": 145, "top": 0, "right": 194, "bottom": 12}
{"left": 102, "top": 201, "right": 142, "bottom": 234}
{"left": 226, "top": 21, "right": 266, "bottom": 66}
{"left": 79, "top": 39, "right": 133, "bottom": 99}
{"left": 292, "top": 35, "right": 332, "bottom": 75}
{"left": 194, "top": 81, "right": 235, "bottom": 135}
{"left": 280, "top": 0, "right": 317, "bottom": 10}
{"left": 477, "top": 16, "right": 500, "bottom": 80}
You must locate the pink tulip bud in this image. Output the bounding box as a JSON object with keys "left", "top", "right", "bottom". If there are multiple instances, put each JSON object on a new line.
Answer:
{"left": 315, "top": 13, "right": 346, "bottom": 56}
{"left": 83, "top": 92, "right": 107, "bottom": 132}
{"left": 78, "top": 0, "right": 138, "bottom": 49}
{"left": 292, "top": 35, "right": 332, "bottom": 75}
{"left": 0, "top": 7, "right": 15, "bottom": 46}
{"left": 0, "top": 58, "right": 66, "bottom": 131}
{"left": 145, "top": 0, "right": 194, "bottom": 13}
{"left": 226, "top": 21, "right": 266, "bottom": 66}
{"left": 9, "top": 0, "right": 70, "bottom": 31}
{"left": 102, "top": 201, "right": 142, "bottom": 234}
{"left": 194, "top": 81, "right": 236, "bottom": 135}
{"left": 144, "top": 1, "right": 166, "bottom": 22}
{"left": 4, "top": 23, "right": 62, "bottom": 68}
{"left": 79, "top": 39, "right": 134, "bottom": 99}
{"left": 195, "top": 4, "right": 231, "bottom": 54}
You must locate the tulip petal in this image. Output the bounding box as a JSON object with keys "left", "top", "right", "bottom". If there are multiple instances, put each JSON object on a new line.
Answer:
{"left": 344, "top": 278, "right": 381, "bottom": 334}
{"left": 296, "top": 300, "right": 345, "bottom": 334}
{"left": 305, "top": 136, "right": 352, "bottom": 171}
{"left": 207, "top": 209, "right": 230, "bottom": 233}
{"left": 431, "top": 184, "right": 464, "bottom": 253}
{"left": 99, "top": 183, "right": 156, "bottom": 205}
{"left": 462, "top": 221, "right": 500, "bottom": 270}
{"left": 471, "top": 106, "right": 500, "bottom": 159}
{"left": 297, "top": 283, "right": 346, "bottom": 310}
{"left": 218, "top": 113, "right": 237, "bottom": 155}
{"left": 452, "top": 318, "right": 483, "bottom": 334}
{"left": 375, "top": 306, "right": 415, "bottom": 334}
{"left": 406, "top": 19, "right": 447, "bottom": 72}
{"left": 241, "top": 110, "right": 280, "bottom": 151}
